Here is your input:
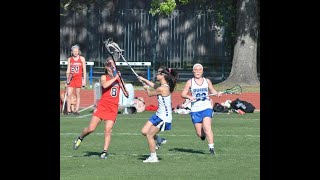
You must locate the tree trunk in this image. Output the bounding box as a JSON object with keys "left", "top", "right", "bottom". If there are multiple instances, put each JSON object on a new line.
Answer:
{"left": 220, "top": 0, "right": 260, "bottom": 86}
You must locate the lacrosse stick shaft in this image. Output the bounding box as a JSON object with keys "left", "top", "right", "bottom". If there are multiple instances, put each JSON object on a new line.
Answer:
{"left": 78, "top": 104, "right": 94, "bottom": 113}
{"left": 109, "top": 54, "right": 128, "bottom": 95}
{"left": 61, "top": 88, "right": 67, "bottom": 114}
{"left": 61, "top": 73, "right": 73, "bottom": 114}
{"left": 119, "top": 54, "right": 139, "bottom": 77}
{"left": 118, "top": 54, "right": 147, "bottom": 86}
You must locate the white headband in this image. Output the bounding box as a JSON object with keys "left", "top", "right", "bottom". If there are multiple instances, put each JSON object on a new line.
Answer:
{"left": 193, "top": 63, "right": 203, "bottom": 70}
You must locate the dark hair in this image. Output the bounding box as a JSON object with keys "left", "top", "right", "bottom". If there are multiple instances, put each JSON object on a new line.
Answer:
{"left": 158, "top": 66, "right": 178, "bottom": 92}
{"left": 104, "top": 56, "right": 114, "bottom": 74}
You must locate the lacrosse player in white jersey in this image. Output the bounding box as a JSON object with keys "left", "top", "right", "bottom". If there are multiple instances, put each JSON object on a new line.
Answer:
{"left": 138, "top": 67, "right": 178, "bottom": 162}
{"left": 181, "top": 63, "right": 221, "bottom": 155}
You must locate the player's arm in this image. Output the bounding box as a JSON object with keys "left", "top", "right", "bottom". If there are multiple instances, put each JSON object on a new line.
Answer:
{"left": 143, "top": 84, "right": 164, "bottom": 97}
{"left": 138, "top": 76, "right": 155, "bottom": 88}
{"left": 66, "top": 58, "right": 71, "bottom": 77}
{"left": 181, "top": 79, "right": 195, "bottom": 101}
{"left": 81, "top": 56, "right": 86, "bottom": 86}
{"left": 207, "top": 78, "right": 221, "bottom": 96}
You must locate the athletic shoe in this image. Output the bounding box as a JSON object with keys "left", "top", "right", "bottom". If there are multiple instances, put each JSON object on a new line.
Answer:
{"left": 209, "top": 148, "right": 216, "bottom": 155}
{"left": 143, "top": 156, "right": 159, "bottom": 163}
{"left": 155, "top": 138, "right": 167, "bottom": 150}
{"left": 73, "top": 111, "right": 80, "bottom": 115}
{"left": 73, "top": 137, "right": 82, "bottom": 150}
{"left": 100, "top": 151, "right": 108, "bottom": 159}
{"left": 64, "top": 111, "right": 72, "bottom": 115}
{"left": 200, "top": 135, "right": 206, "bottom": 141}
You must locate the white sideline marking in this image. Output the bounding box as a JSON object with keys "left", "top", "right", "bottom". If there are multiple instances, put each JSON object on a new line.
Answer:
{"left": 60, "top": 132, "right": 259, "bottom": 137}
{"left": 60, "top": 116, "right": 260, "bottom": 121}
{"left": 60, "top": 153, "right": 260, "bottom": 158}
{"left": 77, "top": 114, "right": 92, "bottom": 118}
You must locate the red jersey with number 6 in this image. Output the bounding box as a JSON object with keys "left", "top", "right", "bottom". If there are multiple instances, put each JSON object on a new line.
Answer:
{"left": 69, "top": 56, "right": 83, "bottom": 80}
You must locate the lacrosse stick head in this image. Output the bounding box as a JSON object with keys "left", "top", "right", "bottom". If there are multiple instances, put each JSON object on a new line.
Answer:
{"left": 104, "top": 38, "right": 124, "bottom": 60}
{"left": 224, "top": 85, "right": 242, "bottom": 94}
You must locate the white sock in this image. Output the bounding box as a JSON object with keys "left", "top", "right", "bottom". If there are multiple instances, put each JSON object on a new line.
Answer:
{"left": 208, "top": 144, "right": 214, "bottom": 149}
{"left": 151, "top": 152, "right": 157, "bottom": 157}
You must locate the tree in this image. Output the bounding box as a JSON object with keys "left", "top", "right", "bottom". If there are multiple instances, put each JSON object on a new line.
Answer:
{"left": 150, "top": 0, "right": 260, "bottom": 86}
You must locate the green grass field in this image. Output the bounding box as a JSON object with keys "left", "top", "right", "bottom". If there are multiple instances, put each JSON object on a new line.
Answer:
{"left": 60, "top": 81, "right": 260, "bottom": 92}
{"left": 60, "top": 111, "right": 260, "bottom": 180}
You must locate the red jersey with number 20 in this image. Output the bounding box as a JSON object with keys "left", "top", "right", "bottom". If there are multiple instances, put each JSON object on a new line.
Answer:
{"left": 69, "top": 56, "right": 83, "bottom": 80}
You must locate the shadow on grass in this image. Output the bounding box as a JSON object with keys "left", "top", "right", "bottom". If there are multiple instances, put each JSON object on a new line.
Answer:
{"left": 168, "top": 148, "right": 205, "bottom": 154}
{"left": 83, "top": 151, "right": 101, "bottom": 157}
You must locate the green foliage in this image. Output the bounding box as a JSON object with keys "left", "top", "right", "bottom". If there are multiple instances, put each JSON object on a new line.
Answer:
{"left": 150, "top": 0, "right": 178, "bottom": 16}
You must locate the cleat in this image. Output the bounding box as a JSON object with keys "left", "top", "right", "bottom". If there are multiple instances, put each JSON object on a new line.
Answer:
{"left": 64, "top": 111, "right": 72, "bottom": 115}
{"left": 73, "top": 137, "right": 82, "bottom": 150}
{"left": 209, "top": 148, "right": 216, "bottom": 155}
{"left": 73, "top": 111, "right": 80, "bottom": 115}
{"left": 155, "top": 138, "right": 167, "bottom": 150}
{"left": 100, "top": 151, "right": 108, "bottom": 159}
{"left": 143, "top": 156, "right": 159, "bottom": 163}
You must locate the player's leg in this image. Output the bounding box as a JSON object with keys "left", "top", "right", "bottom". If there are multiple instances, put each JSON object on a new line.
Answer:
{"left": 202, "top": 108, "right": 215, "bottom": 155}
{"left": 154, "top": 134, "right": 167, "bottom": 150}
{"left": 66, "top": 86, "right": 74, "bottom": 114}
{"left": 100, "top": 120, "right": 115, "bottom": 159}
{"left": 73, "top": 115, "right": 101, "bottom": 150}
{"left": 194, "top": 123, "right": 206, "bottom": 140}
{"left": 143, "top": 125, "right": 160, "bottom": 163}
{"left": 190, "top": 111, "right": 206, "bottom": 140}
{"left": 73, "top": 87, "right": 81, "bottom": 115}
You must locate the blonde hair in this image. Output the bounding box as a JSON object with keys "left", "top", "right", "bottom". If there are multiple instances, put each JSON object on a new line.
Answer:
{"left": 71, "top": 44, "right": 82, "bottom": 55}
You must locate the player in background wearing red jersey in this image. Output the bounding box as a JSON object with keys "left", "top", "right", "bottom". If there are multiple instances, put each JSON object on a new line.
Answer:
{"left": 65, "top": 44, "right": 86, "bottom": 115}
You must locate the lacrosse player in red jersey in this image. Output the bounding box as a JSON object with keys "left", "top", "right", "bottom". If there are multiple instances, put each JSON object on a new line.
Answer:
{"left": 65, "top": 44, "right": 86, "bottom": 115}
{"left": 73, "top": 57, "right": 129, "bottom": 159}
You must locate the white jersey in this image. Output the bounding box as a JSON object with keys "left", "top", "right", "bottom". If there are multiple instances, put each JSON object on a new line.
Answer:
{"left": 190, "top": 77, "right": 212, "bottom": 112}
{"left": 156, "top": 84, "right": 172, "bottom": 123}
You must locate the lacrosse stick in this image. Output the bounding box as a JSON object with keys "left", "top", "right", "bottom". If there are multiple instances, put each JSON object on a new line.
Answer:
{"left": 61, "top": 73, "right": 73, "bottom": 114}
{"left": 104, "top": 39, "right": 147, "bottom": 86}
{"left": 183, "top": 85, "right": 242, "bottom": 108}
{"left": 104, "top": 39, "right": 129, "bottom": 97}
{"left": 206, "top": 84, "right": 242, "bottom": 98}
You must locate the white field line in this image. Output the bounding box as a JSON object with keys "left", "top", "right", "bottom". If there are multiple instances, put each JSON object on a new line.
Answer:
{"left": 76, "top": 114, "right": 92, "bottom": 118}
{"left": 60, "top": 153, "right": 260, "bottom": 158}
{"left": 60, "top": 132, "right": 259, "bottom": 137}
{"left": 60, "top": 116, "right": 260, "bottom": 121}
